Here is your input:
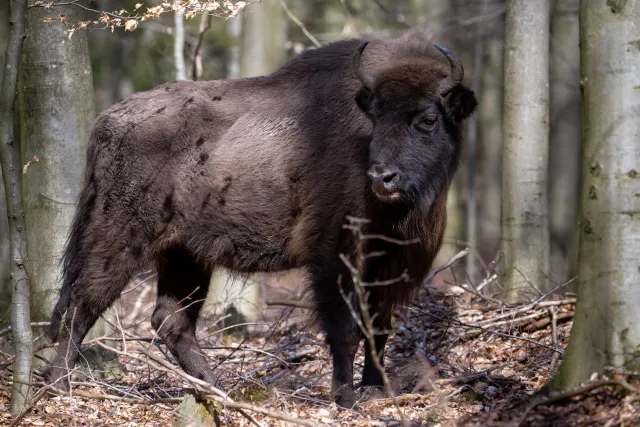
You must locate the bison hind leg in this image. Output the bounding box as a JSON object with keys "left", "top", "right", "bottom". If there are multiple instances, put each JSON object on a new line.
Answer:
{"left": 151, "top": 247, "right": 217, "bottom": 385}
{"left": 48, "top": 248, "right": 141, "bottom": 391}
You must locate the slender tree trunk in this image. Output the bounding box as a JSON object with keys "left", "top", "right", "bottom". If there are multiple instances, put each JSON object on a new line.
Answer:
{"left": 552, "top": 0, "right": 640, "bottom": 389}
{"left": 549, "top": 0, "right": 581, "bottom": 287}
{"left": 465, "top": 24, "right": 484, "bottom": 283}
{"left": 174, "top": 6, "right": 187, "bottom": 81}
{"left": 0, "top": 0, "right": 31, "bottom": 414}
{"left": 19, "top": 4, "right": 116, "bottom": 374}
{"left": 226, "top": 15, "right": 242, "bottom": 79}
{"left": 0, "top": 0, "right": 12, "bottom": 317}
{"left": 476, "top": 19, "right": 504, "bottom": 274}
{"left": 240, "top": 0, "right": 287, "bottom": 77}
{"left": 499, "top": 0, "right": 551, "bottom": 302}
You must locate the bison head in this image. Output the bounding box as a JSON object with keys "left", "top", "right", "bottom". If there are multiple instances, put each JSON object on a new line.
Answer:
{"left": 354, "top": 41, "right": 477, "bottom": 208}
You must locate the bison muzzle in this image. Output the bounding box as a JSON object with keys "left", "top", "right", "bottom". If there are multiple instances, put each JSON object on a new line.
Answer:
{"left": 46, "top": 32, "right": 477, "bottom": 409}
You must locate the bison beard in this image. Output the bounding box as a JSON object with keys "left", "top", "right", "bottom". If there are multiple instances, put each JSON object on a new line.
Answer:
{"left": 46, "top": 32, "right": 476, "bottom": 409}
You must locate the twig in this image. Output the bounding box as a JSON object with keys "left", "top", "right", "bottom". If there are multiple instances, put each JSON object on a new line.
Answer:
{"left": 417, "top": 309, "right": 565, "bottom": 354}
{"left": 548, "top": 308, "right": 560, "bottom": 370}
{"left": 515, "top": 266, "right": 544, "bottom": 296}
{"left": 0, "top": 321, "right": 50, "bottom": 338}
{"left": 530, "top": 277, "right": 576, "bottom": 305}
{"left": 265, "top": 298, "right": 313, "bottom": 310}
{"left": 424, "top": 248, "right": 469, "bottom": 286}
{"left": 472, "top": 298, "right": 576, "bottom": 326}
{"left": 341, "top": 217, "right": 408, "bottom": 426}
{"left": 9, "top": 387, "right": 47, "bottom": 427}
{"left": 436, "top": 365, "right": 505, "bottom": 385}
{"left": 522, "top": 311, "right": 573, "bottom": 333}
{"left": 464, "top": 311, "right": 548, "bottom": 338}
{"left": 191, "top": 12, "right": 213, "bottom": 81}
{"left": 518, "top": 379, "right": 640, "bottom": 426}
{"left": 280, "top": 0, "right": 321, "bottom": 47}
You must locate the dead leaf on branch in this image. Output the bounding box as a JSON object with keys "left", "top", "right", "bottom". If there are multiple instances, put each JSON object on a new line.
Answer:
{"left": 125, "top": 19, "right": 138, "bottom": 32}
{"left": 23, "top": 156, "right": 40, "bottom": 174}
{"left": 34, "top": 0, "right": 251, "bottom": 34}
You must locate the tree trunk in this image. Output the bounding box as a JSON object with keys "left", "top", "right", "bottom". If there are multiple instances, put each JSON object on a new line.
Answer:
{"left": 0, "top": 0, "right": 31, "bottom": 414}
{"left": 0, "top": 0, "right": 12, "bottom": 317}
{"left": 174, "top": 6, "right": 187, "bottom": 81}
{"left": 226, "top": 15, "right": 242, "bottom": 79}
{"left": 548, "top": 0, "right": 581, "bottom": 287}
{"left": 240, "top": 1, "right": 287, "bottom": 77}
{"left": 499, "top": 0, "right": 551, "bottom": 302}
{"left": 476, "top": 3, "right": 504, "bottom": 274}
{"left": 19, "top": 4, "right": 116, "bottom": 373}
{"left": 552, "top": 0, "right": 640, "bottom": 389}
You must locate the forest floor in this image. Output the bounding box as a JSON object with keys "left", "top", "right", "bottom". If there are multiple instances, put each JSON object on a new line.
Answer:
{"left": 1, "top": 256, "right": 639, "bottom": 427}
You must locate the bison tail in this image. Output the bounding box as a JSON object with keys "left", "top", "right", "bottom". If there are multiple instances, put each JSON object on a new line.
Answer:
{"left": 48, "top": 175, "right": 97, "bottom": 343}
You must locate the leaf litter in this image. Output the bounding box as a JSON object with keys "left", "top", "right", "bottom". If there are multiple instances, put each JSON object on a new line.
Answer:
{"left": 1, "top": 265, "right": 638, "bottom": 426}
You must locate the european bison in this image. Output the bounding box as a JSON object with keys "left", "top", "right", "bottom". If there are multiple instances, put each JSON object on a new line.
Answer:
{"left": 47, "top": 32, "right": 477, "bottom": 408}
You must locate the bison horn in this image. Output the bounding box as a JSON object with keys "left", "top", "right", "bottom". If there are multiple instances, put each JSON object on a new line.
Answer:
{"left": 433, "top": 43, "right": 464, "bottom": 96}
{"left": 353, "top": 40, "right": 375, "bottom": 90}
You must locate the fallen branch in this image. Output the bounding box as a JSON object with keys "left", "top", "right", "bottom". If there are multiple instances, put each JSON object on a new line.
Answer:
{"left": 517, "top": 379, "right": 640, "bottom": 426}
{"left": 436, "top": 365, "right": 509, "bottom": 385}
{"left": 522, "top": 311, "right": 573, "bottom": 333}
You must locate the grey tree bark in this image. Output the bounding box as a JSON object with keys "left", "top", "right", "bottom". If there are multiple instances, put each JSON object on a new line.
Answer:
{"left": 548, "top": 0, "right": 581, "bottom": 287}
{"left": 552, "top": 0, "right": 640, "bottom": 389}
{"left": 174, "top": 6, "right": 187, "bottom": 81}
{"left": 226, "top": 14, "right": 242, "bottom": 79}
{"left": 0, "top": 0, "right": 32, "bottom": 414}
{"left": 240, "top": 1, "right": 288, "bottom": 77}
{"left": 499, "top": 0, "right": 551, "bottom": 302}
{"left": 476, "top": 3, "right": 504, "bottom": 271}
{"left": 19, "top": 4, "right": 116, "bottom": 373}
{"left": 0, "top": 0, "right": 12, "bottom": 317}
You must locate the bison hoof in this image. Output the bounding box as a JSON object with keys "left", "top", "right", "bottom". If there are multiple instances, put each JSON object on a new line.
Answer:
{"left": 333, "top": 387, "right": 358, "bottom": 409}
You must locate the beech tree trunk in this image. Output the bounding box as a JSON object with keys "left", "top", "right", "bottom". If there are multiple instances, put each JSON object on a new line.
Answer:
{"left": 476, "top": 3, "right": 504, "bottom": 271}
{"left": 499, "top": 0, "right": 551, "bottom": 302}
{"left": 174, "top": 5, "right": 187, "bottom": 81}
{"left": 549, "top": 0, "right": 581, "bottom": 286}
{"left": 0, "top": 0, "right": 31, "bottom": 414}
{"left": 552, "top": 0, "right": 640, "bottom": 389}
{"left": 19, "top": 4, "right": 115, "bottom": 371}
{"left": 240, "top": 1, "right": 287, "bottom": 77}
{"left": 0, "top": 0, "right": 12, "bottom": 317}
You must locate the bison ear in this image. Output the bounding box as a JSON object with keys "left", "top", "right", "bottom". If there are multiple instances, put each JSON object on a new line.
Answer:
{"left": 446, "top": 86, "right": 477, "bottom": 123}
{"left": 355, "top": 87, "right": 373, "bottom": 115}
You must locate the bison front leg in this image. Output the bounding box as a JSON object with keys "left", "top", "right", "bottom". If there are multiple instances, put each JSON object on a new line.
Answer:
{"left": 312, "top": 263, "right": 361, "bottom": 409}
{"left": 360, "top": 290, "right": 392, "bottom": 389}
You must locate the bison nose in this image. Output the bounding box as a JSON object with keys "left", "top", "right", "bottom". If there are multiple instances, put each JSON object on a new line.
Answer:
{"left": 367, "top": 165, "right": 400, "bottom": 195}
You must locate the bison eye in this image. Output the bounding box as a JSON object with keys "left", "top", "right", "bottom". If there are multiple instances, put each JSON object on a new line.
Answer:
{"left": 415, "top": 114, "right": 438, "bottom": 132}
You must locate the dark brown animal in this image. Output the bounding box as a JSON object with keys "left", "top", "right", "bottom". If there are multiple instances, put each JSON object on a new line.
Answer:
{"left": 47, "top": 32, "right": 476, "bottom": 408}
